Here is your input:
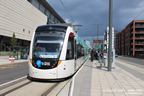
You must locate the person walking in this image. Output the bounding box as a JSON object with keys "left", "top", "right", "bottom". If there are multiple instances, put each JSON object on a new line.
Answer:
{"left": 91, "top": 50, "right": 94, "bottom": 62}
{"left": 100, "top": 51, "right": 103, "bottom": 63}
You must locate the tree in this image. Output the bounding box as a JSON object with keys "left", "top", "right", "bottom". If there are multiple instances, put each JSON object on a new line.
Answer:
{"left": 10, "top": 32, "right": 17, "bottom": 46}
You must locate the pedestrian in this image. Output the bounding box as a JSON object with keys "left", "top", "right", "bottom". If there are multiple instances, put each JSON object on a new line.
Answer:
{"left": 100, "top": 51, "right": 103, "bottom": 63}
{"left": 94, "top": 50, "right": 96, "bottom": 60}
{"left": 95, "top": 52, "right": 98, "bottom": 60}
{"left": 98, "top": 51, "right": 101, "bottom": 63}
{"left": 91, "top": 50, "right": 94, "bottom": 62}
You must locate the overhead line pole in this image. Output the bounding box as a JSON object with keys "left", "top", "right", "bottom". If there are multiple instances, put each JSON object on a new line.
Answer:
{"left": 108, "top": 0, "right": 113, "bottom": 71}
{"left": 93, "top": 24, "right": 103, "bottom": 40}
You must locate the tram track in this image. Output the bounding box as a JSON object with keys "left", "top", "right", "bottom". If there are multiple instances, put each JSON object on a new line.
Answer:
{"left": 0, "top": 79, "right": 71, "bottom": 96}
{"left": 0, "top": 58, "right": 89, "bottom": 96}
{"left": 0, "top": 80, "right": 32, "bottom": 96}
{"left": 41, "top": 83, "right": 60, "bottom": 96}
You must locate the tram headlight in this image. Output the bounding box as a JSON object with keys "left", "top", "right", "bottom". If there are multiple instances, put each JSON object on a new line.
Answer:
{"left": 30, "top": 59, "right": 32, "bottom": 64}
{"left": 58, "top": 60, "right": 62, "bottom": 66}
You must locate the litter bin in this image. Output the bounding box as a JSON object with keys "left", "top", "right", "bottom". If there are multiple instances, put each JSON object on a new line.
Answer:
{"left": 104, "top": 53, "right": 107, "bottom": 66}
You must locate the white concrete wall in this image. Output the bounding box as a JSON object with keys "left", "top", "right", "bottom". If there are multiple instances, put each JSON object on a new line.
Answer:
{"left": 0, "top": 0, "right": 47, "bottom": 41}
{"left": 106, "top": 27, "right": 114, "bottom": 50}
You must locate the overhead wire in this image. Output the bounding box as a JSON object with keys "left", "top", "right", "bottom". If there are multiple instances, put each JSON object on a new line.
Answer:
{"left": 59, "top": 0, "right": 75, "bottom": 23}
{"left": 133, "top": 9, "right": 144, "bottom": 20}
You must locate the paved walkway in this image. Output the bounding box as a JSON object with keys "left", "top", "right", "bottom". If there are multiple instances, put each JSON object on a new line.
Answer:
{"left": 73, "top": 59, "right": 144, "bottom": 96}
{"left": 0, "top": 56, "right": 28, "bottom": 65}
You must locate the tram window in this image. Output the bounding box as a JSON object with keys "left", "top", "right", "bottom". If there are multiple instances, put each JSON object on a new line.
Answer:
{"left": 66, "top": 38, "right": 74, "bottom": 60}
{"left": 77, "top": 44, "right": 84, "bottom": 58}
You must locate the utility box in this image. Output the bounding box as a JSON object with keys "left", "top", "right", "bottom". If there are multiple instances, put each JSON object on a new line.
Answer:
{"left": 104, "top": 49, "right": 115, "bottom": 68}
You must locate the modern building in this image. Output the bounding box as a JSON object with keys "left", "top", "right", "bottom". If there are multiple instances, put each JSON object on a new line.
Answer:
{"left": 0, "top": 0, "right": 65, "bottom": 51}
{"left": 116, "top": 20, "right": 144, "bottom": 57}
{"left": 114, "top": 30, "right": 118, "bottom": 48}
{"left": 115, "top": 32, "right": 121, "bottom": 55}
{"left": 104, "top": 27, "right": 115, "bottom": 52}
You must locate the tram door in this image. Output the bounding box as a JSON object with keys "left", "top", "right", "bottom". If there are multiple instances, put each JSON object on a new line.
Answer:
{"left": 74, "top": 40, "right": 77, "bottom": 71}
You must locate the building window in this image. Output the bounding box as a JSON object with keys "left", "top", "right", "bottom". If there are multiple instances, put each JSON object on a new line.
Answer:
{"left": 44, "top": 9, "right": 47, "bottom": 15}
{"left": 39, "top": 4, "right": 45, "bottom": 13}
{"left": 23, "top": 29, "right": 25, "bottom": 32}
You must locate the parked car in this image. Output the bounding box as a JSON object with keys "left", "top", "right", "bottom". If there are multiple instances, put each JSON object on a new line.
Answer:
{"left": 115, "top": 54, "right": 118, "bottom": 57}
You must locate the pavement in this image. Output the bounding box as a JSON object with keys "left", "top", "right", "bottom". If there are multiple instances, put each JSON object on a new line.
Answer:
{"left": 72, "top": 58, "right": 144, "bottom": 96}
{"left": 0, "top": 56, "right": 144, "bottom": 96}
{"left": 0, "top": 56, "right": 28, "bottom": 65}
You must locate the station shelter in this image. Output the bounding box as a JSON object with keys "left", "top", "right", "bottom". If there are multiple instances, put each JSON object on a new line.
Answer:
{"left": 9, "top": 46, "right": 29, "bottom": 60}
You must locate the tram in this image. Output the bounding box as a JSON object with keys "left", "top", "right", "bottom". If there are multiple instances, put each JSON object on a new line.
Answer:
{"left": 28, "top": 24, "right": 89, "bottom": 80}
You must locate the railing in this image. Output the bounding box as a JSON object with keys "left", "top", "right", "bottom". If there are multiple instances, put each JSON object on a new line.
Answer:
{"left": 135, "top": 42, "right": 144, "bottom": 45}
{"left": 135, "top": 41, "right": 144, "bottom": 44}
{"left": 0, "top": 52, "right": 9, "bottom": 56}
{"left": 135, "top": 31, "right": 144, "bottom": 33}
{"left": 135, "top": 36, "right": 144, "bottom": 38}
{"left": 135, "top": 48, "right": 144, "bottom": 50}
{"left": 135, "top": 25, "right": 144, "bottom": 27}
{"left": 0, "top": 52, "right": 21, "bottom": 56}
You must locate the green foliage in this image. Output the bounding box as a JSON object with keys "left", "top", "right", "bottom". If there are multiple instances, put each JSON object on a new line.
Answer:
{"left": 10, "top": 32, "right": 17, "bottom": 46}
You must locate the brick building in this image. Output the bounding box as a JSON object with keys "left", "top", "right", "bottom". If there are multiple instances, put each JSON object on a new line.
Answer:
{"left": 116, "top": 20, "right": 144, "bottom": 57}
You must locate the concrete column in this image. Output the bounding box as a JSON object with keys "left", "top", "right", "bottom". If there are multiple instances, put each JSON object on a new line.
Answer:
{"left": 0, "top": 36, "right": 3, "bottom": 51}
{"left": 22, "top": 40, "right": 24, "bottom": 46}
{"left": 17, "top": 39, "right": 20, "bottom": 46}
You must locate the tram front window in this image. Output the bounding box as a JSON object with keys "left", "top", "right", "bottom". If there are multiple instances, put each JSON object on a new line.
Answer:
{"left": 33, "top": 31, "right": 65, "bottom": 59}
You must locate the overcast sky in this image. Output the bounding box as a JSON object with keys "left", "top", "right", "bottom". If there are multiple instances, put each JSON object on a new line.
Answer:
{"left": 47, "top": 0, "right": 144, "bottom": 43}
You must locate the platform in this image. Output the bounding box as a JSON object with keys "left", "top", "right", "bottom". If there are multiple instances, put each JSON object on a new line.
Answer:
{"left": 70, "top": 59, "right": 144, "bottom": 96}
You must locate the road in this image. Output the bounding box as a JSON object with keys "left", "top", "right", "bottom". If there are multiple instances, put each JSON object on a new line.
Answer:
{"left": 0, "top": 62, "right": 28, "bottom": 85}
{"left": 116, "top": 56, "right": 144, "bottom": 68}
{"left": 115, "top": 56, "right": 144, "bottom": 81}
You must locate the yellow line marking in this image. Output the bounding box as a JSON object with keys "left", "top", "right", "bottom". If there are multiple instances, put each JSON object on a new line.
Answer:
{"left": 0, "top": 66, "right": 14, "bottom": 69}
{"left": 0, "top": 64, "right": 22, "bottom": 70}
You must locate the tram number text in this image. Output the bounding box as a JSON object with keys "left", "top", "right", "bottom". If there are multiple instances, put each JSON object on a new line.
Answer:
{"left": 42, "top": 62, "right": 50, "bottom": 66}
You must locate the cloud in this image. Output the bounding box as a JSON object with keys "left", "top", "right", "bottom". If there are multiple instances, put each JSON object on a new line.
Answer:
{"left": 65, "top": 18, "right": 71, "bottom": 23}
{"left": 47, "top": 0, "right": 144, "bottom": 43}
{"left": 81, "top": 35, "right": 104, "bottom": 43}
